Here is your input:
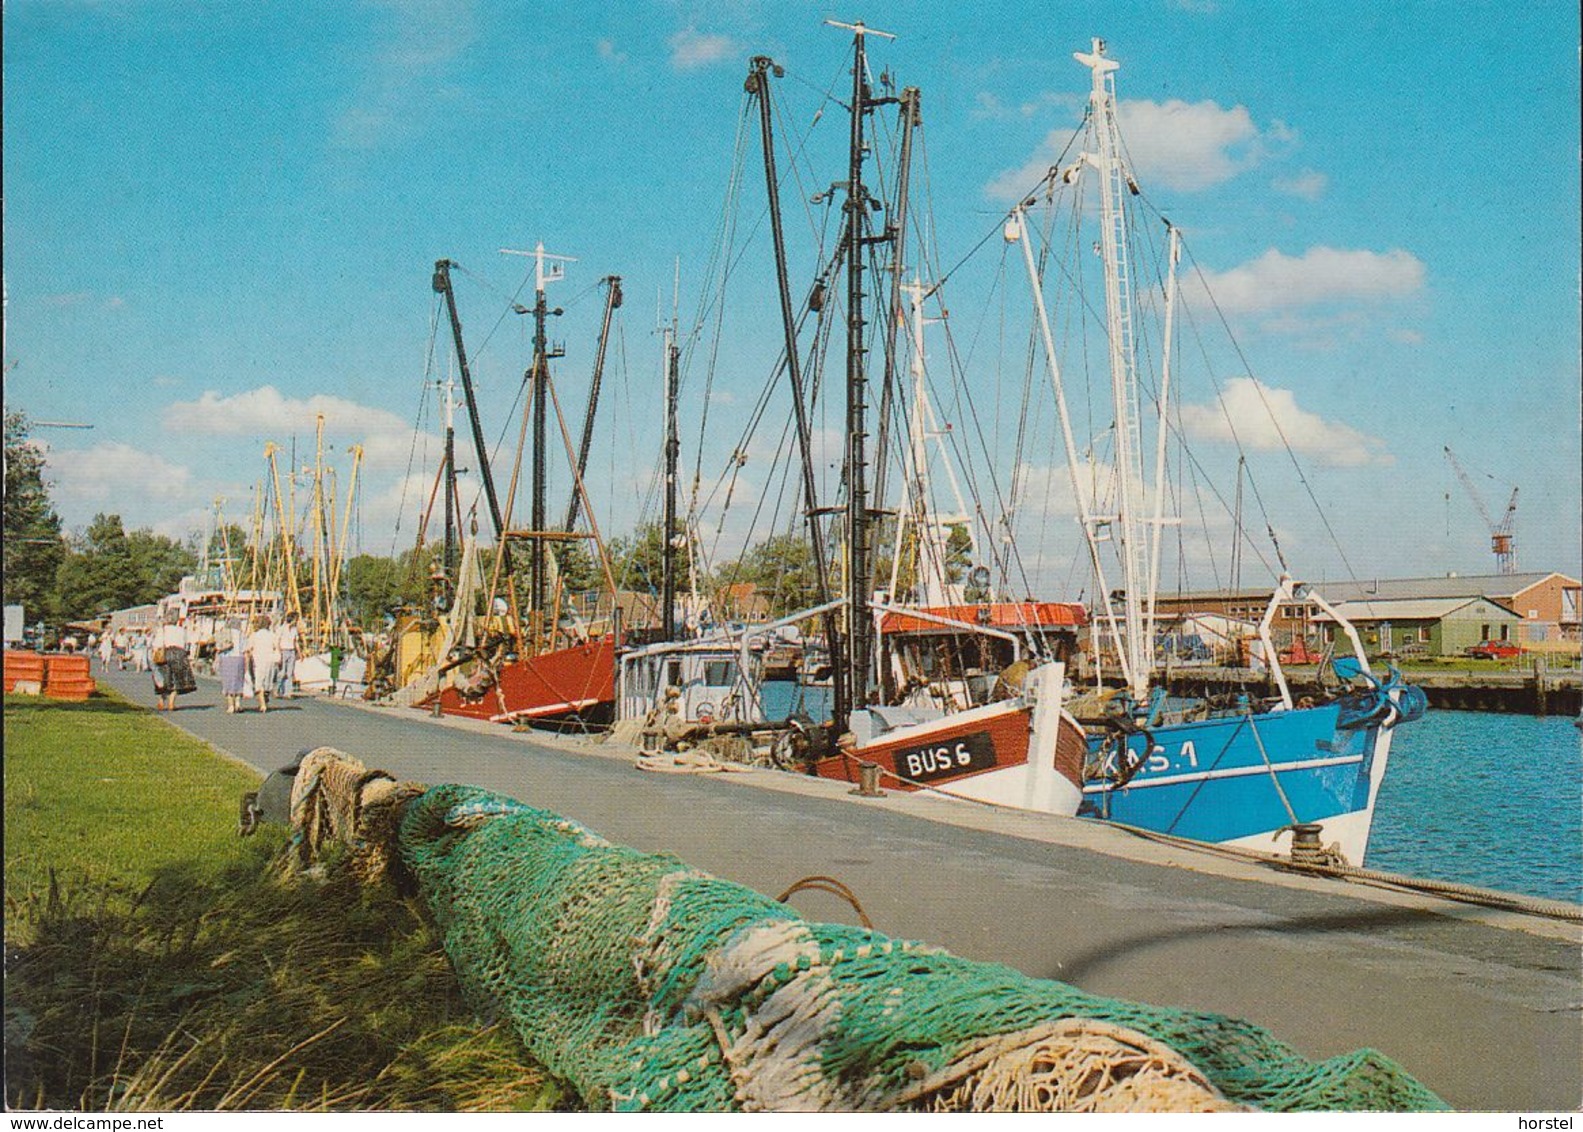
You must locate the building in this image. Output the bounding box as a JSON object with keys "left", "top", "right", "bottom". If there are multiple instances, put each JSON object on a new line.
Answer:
{"left": 1150, "top": 571, "right": 1579, "bottom": 658}
{"left": 1309, "top": 572, "right": 1580, "bottom": 645}
{"left": 1310, "top": 596, "right": 1523, "bottom": 659}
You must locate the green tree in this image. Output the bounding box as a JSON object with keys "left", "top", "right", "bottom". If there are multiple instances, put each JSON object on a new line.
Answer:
{"left": 718, "top": 532, "right": 822, "bottom": 617}
{"left": 553, "top": 541, "right": 600, "bottom": 595}
{"left": 54, "top": 514, "right": 138, "bottom": 621}
{"left": 206, "top": 522, "right": 252, "bottom": 588}
{"left": 3, "top": 410, "right": 65, "bottom": 619}
{"left": 608, "top": 522, "right": 690, "bottom": 594}
{"left": 128, "top": 529, "right": 198, "bottom": 602}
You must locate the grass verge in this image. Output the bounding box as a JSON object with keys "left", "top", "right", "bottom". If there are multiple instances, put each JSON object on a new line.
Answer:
{"left": 4, "top": 688, "right": 562, "bottom": 1112}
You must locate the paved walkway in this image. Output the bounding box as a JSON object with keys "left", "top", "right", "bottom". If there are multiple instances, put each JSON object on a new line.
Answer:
{"left": 98, "top": 663, "right": 1581, "bottom": 1110}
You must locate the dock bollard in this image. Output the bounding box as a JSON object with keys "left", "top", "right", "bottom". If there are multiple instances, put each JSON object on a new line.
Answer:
{"left": 1287, "top": 822, "right": 1326, "bottom": 866}
{"left": 850, "top": 760, "right": 884, "bottom": 798}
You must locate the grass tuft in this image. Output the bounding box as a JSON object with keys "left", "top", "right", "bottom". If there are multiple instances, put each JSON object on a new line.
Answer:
{"left": 4, "top": 688, "right": 565, "bottom": 1112}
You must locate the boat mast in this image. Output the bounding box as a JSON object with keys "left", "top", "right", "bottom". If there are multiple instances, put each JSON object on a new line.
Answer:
{"left": 501, "top": 242, "right": 573, "bottom": 648}
{"left": 661, "top": 322, "right": 680, "bottom": 642}
{"left": 442, "top": 371, "right": 458, "bottom": 584}
{"left": 745, "top": 53, "right": 848, "bottom": 727}
{"left": 871, "top": 85, "right": 921, "bottom": 523}
{"left": 1144, "top": 224, "right": 1182, "bottom": 659}
{"left": 832, "top": 18, "right": 896, "bottom": 726}
{"left": 564, "top": 276, "right": 622, "bottom": 534}
{"left": 1077, "top": 38, "right": 1151, "bottom": 700}
{"left": 433, "top": 260, "right": 510, "bottom": 572}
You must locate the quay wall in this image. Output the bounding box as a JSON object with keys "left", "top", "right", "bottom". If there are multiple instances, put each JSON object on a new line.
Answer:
{"left": 1156, "top": 666, "right": 1582, "bottom": 717}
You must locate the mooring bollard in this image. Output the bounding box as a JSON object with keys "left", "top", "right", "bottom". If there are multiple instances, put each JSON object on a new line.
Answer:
{"left": 1287, "top": 822, "right": 1326, "bottom": 866}
{"left": 850, "top": 760, "right": 884, "bottom": 798}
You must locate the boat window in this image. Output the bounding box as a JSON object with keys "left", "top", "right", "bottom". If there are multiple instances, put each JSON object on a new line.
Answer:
{"left": 666, "top": 659, "right": 682, "bottom": 689}
{"left": 703, "top": 659, "right": 738, "bottom": 687}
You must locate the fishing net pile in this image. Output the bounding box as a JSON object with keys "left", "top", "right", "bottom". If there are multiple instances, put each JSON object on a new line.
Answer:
{"left": 286, "top": 746, "right": 1447, "bottom": 1113}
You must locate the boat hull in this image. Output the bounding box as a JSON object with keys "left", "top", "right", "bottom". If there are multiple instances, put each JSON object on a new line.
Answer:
{"left": 425, "top": 637, "right": 617, "bottom": 725}
{"left": 813, "top": 697, "right": 1088, "bottom": 813}
{"left": 1080, "top": 703, "right": 1393, "bottom": 864}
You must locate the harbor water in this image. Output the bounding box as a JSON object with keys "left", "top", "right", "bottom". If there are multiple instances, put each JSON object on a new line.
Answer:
{"left": 1368, "top": 709, "right": 1583, "bottom": 904}
{"left": 763, "top": 682, "right": 1582, "bottom": 904}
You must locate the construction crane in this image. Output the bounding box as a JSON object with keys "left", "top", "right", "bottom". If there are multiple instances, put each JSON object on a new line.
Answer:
{"left": 1443, "top": 446, "right": 1518, "bottom": 575}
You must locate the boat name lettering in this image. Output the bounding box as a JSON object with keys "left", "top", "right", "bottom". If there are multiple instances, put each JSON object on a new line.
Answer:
{"left": 1106, "top": 740, "right": 1199, "bottom": 776}
{"left": 896, "top": 731, "right": 998, "bottom": 783}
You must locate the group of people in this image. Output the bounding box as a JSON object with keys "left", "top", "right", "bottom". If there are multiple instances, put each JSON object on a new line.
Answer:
{"left": 96, "top": 628, "right": 151, "bottom": 672}
{"left": 148, "top": 610, "right": 300, "bottom": 713}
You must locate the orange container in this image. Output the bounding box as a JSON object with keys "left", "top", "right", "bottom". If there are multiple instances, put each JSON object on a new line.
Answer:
{"left": 4, "top": 650, "right": 46, "bottom": 693}
{"left": 44, "top": 684, "right": 93, "bottom": 701}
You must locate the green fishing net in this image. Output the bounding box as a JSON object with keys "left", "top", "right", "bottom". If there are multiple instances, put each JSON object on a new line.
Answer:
{"left": 395, "top": 783, "right": 1448, "bottom": 1113}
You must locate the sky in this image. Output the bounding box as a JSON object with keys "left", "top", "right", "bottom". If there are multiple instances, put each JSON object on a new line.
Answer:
{"left": 5, "top": 0, "right": 1580, "bottom": 597}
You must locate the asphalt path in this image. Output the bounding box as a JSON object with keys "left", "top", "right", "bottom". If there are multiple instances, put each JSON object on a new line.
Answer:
{"left": 98, "top": 662, "right": 1582, "bottom": 1110}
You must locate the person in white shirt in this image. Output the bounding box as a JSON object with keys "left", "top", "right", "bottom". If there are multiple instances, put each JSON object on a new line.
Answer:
{"left": 247, "top": 615, "right": 282, "bottom": 714}
{"left": 150, "top": 612, "right": 196, "bottom": 711}
{"left": 276, "top": 612, "right": 300, "bottom": 698}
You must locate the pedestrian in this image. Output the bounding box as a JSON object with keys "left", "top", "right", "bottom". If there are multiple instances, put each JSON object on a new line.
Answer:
{"left": 276, "top": 611, "right": 300, "bottom": 699}
{"left": 98, "top": 632, "right": 114, "bottom": 671}
{"left": 247, "top": 614, "right": 281, "bottom": 714}
{"left": 217, "top": 618, "right": 248, "bottom": 714}
{"left": 150, "top": 611, "right": 197, "bottom": 711}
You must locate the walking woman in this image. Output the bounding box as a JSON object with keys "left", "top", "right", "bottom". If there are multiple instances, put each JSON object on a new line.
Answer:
{"left": 150, "top": 611, "right": 197, "bottom": 711}
{"left": 216, "top": 617, "right": 249, "bottom": 714}
{"left": 246, "top": 615, "right": 281, "bottom": 714}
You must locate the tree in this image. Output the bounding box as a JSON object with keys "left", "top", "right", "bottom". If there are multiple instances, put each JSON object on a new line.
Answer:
{"left": 608, "top": 522, "right": 690, "bottom": 594}
{"left": 128, "top": 529, "right": 197, "bottom": 602}
{"left": 3, "top": 410, "right": 65, "bottom": 619}
{"left": 718, "top": 532, "right": 822, "bottom": 617}
{"left": 206, "top": 523, "right": 252, "bottom": 589}
{"left": 54, "top": 514, "right": 137, "bottom": 621}
{"left": 553, "top": 541, "right": 600, "bottom": 595}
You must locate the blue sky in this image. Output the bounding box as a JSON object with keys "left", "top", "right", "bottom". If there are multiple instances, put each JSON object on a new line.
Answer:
{"left": 5, "top": 0, "right": 1579, "bottom": 593}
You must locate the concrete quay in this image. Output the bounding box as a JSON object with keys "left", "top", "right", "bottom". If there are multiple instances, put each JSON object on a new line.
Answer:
{"left": 1161, "top": 664, "right": 1583, "bottom": 716}
{"left": 95, "top": 664, "right": 1583, "bottom": 1111}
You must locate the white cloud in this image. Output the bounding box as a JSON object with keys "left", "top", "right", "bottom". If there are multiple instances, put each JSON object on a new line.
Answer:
{"left": 46, "top": 442, "right": 215, "bottom": 540}
{"left": 597, "top": 38, "right": 627, "bottom": 64}
{"left": 1273, "top": 169, "right": 1328, "bottom": 200}
{"left": 668, "top": 28, "right": 736, "bottom": 70}
{"left": 1179, "top": 377, "right": 1392, "bottom": 467}
{"left": 162, "top": 386, "right": 431, "bottom": 472}
{"left": 1190, "top": 246, "right": 1425, "bottom": 315}
{"left": 986, "top": 97, "right": 1291, "bottom": 201}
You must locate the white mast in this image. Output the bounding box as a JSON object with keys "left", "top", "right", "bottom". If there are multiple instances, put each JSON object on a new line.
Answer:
{"left": 1144, "top": 225, "right": 1183, "bottom": 658}
{"left": 1008, "top": 207, "right": 1135, "bottom": 695}
{"left": 1076, "top": 38, "right": 1151, "bottom": 701}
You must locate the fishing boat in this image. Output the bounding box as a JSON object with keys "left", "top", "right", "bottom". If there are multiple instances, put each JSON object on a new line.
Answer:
{"left": 418, "top": 252, "right": 626, "bottom": 726}
{"left": 988, "top": 38, "right": 1426, "bottom": 862}
{"left": 617, "top": 24, "right": 1099, "bottom": 810}
{"left": 619, "top": 30, "right": 1423, "bottom": 865}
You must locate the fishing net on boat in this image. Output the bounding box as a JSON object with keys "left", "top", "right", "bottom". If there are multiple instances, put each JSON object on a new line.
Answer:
{"left": 285, "top": 747, "right": 1447, "bottom": 1113}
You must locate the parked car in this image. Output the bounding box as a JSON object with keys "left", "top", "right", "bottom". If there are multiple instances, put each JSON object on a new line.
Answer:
{"left": 1464, "top": 640, "right": 1522, "bottom": 660}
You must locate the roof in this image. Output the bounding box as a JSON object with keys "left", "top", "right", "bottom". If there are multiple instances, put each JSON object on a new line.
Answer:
{"left": 878, "top": 601, "right": 1087, "bottom": 635}
{"left": 1309, "top": 572, "right": 1577, "bottom": 604}
{"left": 1156, "top": 571, "right": 1578, "bottom": 606}
{"left": 1310, "top": 596, "right": 1522, "bottom": 623}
